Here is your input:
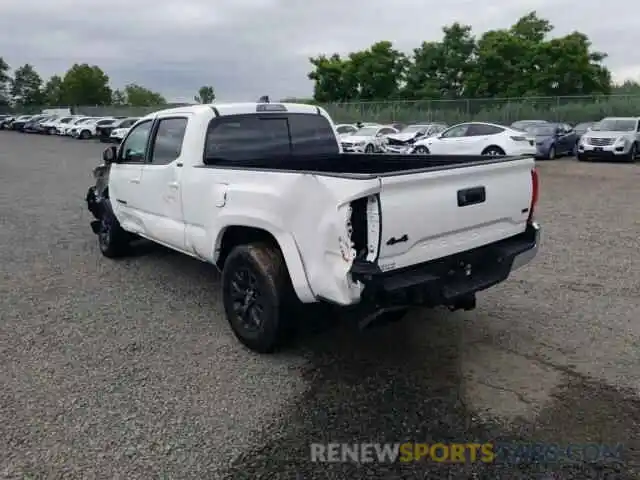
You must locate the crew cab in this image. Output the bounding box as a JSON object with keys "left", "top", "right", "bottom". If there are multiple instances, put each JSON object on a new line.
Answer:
{"left": 85, "top": 102, "right": 541, "bottom": 353}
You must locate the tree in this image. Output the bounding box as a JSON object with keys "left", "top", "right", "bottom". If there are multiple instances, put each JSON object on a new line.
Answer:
{"left": 195, "top": 85, "right": 215, "bottom": 103}
{"left": 11, "top": 64, "right": 44, "bottom": 106}
{"left": 348, "top": 41, "right": 408, "bottom": 101}
{"left": 613, "top": 80, "right": 640, "bottom": 94}
{"left": 308, "top": 12, "right": 612, "bottom": 102}
{"left": 308, "top": 54, "right": 359, "bottom": 102}
{"left": 43, "top": 75, "right": 64, "bottom": 105}
{"left": 403, "top": 23, "right": 476, "bottom": 100}
{"left": 122, "top": 83, "right": 166, "bottom": 106}
{"left": 0, "top": 57, "right": 10, "bottom": 107}
{"left": 61, "top": 63, "right": 112, "bottom": 105}
{"left": 111, "top": 89, "right": 126, "bottom": 105}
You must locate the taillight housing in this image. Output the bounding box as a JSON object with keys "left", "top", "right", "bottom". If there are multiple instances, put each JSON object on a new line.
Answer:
{"left": 528, "top": 167, "right": 539, "bottom": 224}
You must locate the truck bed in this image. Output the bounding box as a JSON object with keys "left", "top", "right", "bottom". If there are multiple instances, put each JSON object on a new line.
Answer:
{"left": 201, "top": 153, "right": 532, "bottom": 177}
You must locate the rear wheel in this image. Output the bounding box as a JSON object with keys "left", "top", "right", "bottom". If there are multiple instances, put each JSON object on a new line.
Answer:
{"left": 481, "top": 146, "right": 505, "bottom": 156}
{"left": 547, "top": 145, "right": 556, "bottom": 160}
{"left": 80, "top": 129, "right": 91, "bottom": 140}
{"left": 222, "top": 243, "right": 295, "bottom": 353}
{"left": 48, "top": 127, "right": 56, "bottom": 135}
{"left": 364, "top": 144, "right": 375, "bottom": 153}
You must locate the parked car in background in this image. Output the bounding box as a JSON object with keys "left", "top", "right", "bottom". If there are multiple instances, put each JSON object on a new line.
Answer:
{"left": 71, "top": 118, "right": 115, "bottom": 139}
{"left": 23, "top": 115, "right": 52, "bottom": 133}
{"left": 335, "top": 123, "right": 359, "bottom": 138}
{"left": 31, "top": 116, "right": 61, "bottom": 134}
{"left": 511, "top": 120, "right": 548, "bottom": 131}
{"left": 0, "top": 114, "right": 14, "bottom": 129}
{"left": 108, "top": 126, "right": 133, "bottom": 143}
{"left": 573, "top": 122, "right": 595, "bottom": 144}
{"left": 10, "top": 115, "right": 34, "bottom": 131}
{"left": 382, "top": 123, "right": 448, "bottom": 154}
{"left": 577, "top": 117, "right": 640, "bottom": 162}
{"left": 59, "top": 117, "right": 93, "bottom": 135}
{"left": 410, "top": 122, "right": 536, "bottom": 156}
{"left": 522, "top": 122, "right": 577, "bottom": 159}
{"left": 40, "top": 116, "right": 77, "bottom": 135}
{"left": 97, "top": 117, "right": 140, "bottom": 142}
{"left": 340, "top": 124, "right": 399, "bottom": 153}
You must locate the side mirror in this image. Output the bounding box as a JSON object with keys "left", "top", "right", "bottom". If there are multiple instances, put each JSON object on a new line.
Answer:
{"left": 103, "top": 145, "right": 117, "bottom": 163}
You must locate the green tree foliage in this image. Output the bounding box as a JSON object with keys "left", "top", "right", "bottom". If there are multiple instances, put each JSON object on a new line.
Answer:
{"left": 0, "top": 57, "right": 10, "bottom": 106}
{"left": 111, "top": 89, "right": 126, "bottom": 105}
{"left": 11, "top": 64, "right": 44, "bottom": 106}
{"left": 195, "top": 85, "right": 215, "bottom": 103}
{"left": 42, "top": 75, "right": 64, "bottom": 105}
{"left": 308, "top": 12, "right": 612, "bottom": 102}
{"left": 61, "top": 63, "right": 112, "bottom": 105}
{"left": 122, "top": 83, "right": 166, "bottom": 106}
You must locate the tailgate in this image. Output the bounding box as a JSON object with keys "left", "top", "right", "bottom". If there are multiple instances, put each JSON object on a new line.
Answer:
{"left": 376, "top": 158, "right": 534, "bottom": 272}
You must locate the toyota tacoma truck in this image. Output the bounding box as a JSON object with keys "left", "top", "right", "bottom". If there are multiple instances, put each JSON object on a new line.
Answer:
{"left": 85, "top": 102, "right": 541, "bottom": 353}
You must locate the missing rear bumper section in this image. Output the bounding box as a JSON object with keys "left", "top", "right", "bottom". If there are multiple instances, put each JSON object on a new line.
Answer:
{"left": 350, "top": 223, "right": 540, "bottom": 315}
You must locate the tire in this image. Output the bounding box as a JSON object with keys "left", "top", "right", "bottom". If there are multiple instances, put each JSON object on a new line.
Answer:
{"left": 364, "top": 144, "right": 375, "bottom": 153}
{"left": 80, "top": 130, "right": 91, "bottom": 140}
{"left": 481, "top": 146, "right": 505, "bottom": 156}
{"left": 48, "top": 127, "right": 56, "bottom": 135}
{"left": 626, "top": 143, "right": 637, "bottom": 163}
{"left": 547, "top": 145, "right": 556, "bottom": 160}
{"left": 222, "top": 243, "right": 295, "bottom": 353}
{"left": 577, "top": 153, "right": 588, "bottom": 162}
{"left": 413, "top": 146, "right": 429, "bottom": 154}
{"left": 97, "top": 199, "right": 131, "bottom": 258}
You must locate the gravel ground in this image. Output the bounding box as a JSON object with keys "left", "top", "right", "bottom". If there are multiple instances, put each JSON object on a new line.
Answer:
{"left": 0, "top": 131, "right": 638, "bottom": 479}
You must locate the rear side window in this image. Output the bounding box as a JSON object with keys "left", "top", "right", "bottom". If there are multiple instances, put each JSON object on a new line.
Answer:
{"left": 205, "top": 116, "right": 290, "bottom": 163}
{"left": 289, "top": 114, "right": 339, "bottom": 156}
{"left": 467, "top": 124, "right": 504, "bottom": 136}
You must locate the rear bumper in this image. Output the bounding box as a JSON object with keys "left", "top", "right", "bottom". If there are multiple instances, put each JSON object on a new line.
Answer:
{"left": 350, "top": 223, "right": 540, "bottom": 306}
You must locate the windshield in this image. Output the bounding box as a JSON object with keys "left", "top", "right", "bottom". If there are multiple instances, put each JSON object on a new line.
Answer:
{"left": 526, "top": 125, "right": 555, "bottom": 135}
{"left": 575, "top": 123, "right": 591, "bottom": 131}
{"left": 592, "top": 119, "right": 636, "bottom": 131}
{"left": 354, "top": 127, "right": 378, "bottom": 136}
{"left": 402, "top": 125, "right": 428, "bottom": 133}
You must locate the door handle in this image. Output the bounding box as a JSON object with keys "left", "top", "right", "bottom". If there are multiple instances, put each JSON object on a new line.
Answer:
{"left": 168, "top": 182, "right": 179, "bottom": 189}
{"left": 130, "top": 179, "right": 140, "bottom": 184}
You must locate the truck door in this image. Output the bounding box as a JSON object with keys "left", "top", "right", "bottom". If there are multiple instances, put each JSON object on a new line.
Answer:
{"left": 135, "top": 115, "right": 190, "bottom": 251}
{"left": 110, "top": 119, "right": 154, "bottom": 234}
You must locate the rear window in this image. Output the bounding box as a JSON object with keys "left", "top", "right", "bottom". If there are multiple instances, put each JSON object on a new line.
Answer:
{"left": 204, "top": 113, "right": 338, "bottom": 163}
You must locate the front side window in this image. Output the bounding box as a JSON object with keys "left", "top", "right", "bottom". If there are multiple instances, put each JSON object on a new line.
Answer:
{"left": 150, "top": 118, "right": 188, "bottom": 165}
{"left": 120, "top": 120, "right": 153, "bottom": 163}
{"left": 441, "top": 124, "right": 470, "bottom": 138}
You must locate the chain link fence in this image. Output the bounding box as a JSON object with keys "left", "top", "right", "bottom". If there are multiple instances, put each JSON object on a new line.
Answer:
{"left": 5, "top": 95, "right": 640, "bottom": 125}
{"left": 321, "top": 95, "right": 640, "bottom": 124}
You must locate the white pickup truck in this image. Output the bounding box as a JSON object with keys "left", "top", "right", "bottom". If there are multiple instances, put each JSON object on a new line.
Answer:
{"left": 85, "top": 102, "right": 541, "bottom": 353}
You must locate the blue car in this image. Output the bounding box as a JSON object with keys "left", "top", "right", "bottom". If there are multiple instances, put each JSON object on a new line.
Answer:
{"left": 523, "top": 123, "right": 577, "bottom": 159}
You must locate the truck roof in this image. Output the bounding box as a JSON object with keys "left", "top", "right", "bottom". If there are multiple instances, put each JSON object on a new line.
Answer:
{"left": 141, "top": 102, "right": 324, "bottom": 120}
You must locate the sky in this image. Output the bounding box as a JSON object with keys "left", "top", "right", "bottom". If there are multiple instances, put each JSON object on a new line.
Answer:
{"left": 0, "top": 0, "right": 638, "bottom": 102}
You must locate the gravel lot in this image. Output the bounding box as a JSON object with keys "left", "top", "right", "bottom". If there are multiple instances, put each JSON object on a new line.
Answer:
{"left": 1, "top": 131, "right": 639, "bottom": 479}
